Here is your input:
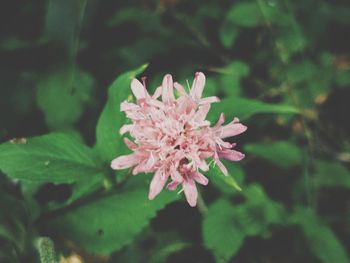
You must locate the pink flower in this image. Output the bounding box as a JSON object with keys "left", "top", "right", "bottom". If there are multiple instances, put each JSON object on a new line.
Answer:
{"left": 111, "top": 72, "right": 247, "bottom": 207}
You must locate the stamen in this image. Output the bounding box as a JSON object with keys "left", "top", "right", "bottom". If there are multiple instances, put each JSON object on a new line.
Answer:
{"left": 177, "top": 188, "right": 184, "bottom": 195}
{"left": 186, "top": 79, "right": 190, "bottom": 91}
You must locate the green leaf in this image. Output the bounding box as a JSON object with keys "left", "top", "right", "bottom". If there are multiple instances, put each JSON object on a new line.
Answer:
{"left": 95, "top": 64, "right": 148, "bottom": 163}
{"left": 37, "top": 69, "right": 95, "bottom": 130}
{"left": 203, "top": 199, "right": 245, "bottom": 263}
{"left": 50, "top": 178, "right": 176, "bottom": 254}
{"left": 226, "top": 3, "right": 262, "bottom": 28}
{"left": 0, "top": 133, "right": 103, "bottom": 183}
{"left": 108, "top": 8, "right": 167, "bottom": 36}
{"left": 208, "top": 97, "right": 299, "bottom": 122}
{"left": 276, "top": 29, "right": 306, "bottom": 62}
{"left": 219, "top": 62, "right": 250, "bottom": 96}
{"left": 336, "top": 69, "right": 350, "bottom": 87}
{"left": 242, "top": 184, "right": 285, "bottom": 232}
{"left": 292, "top": 207, "right": 349, "bottom": 263}
{"left": 208, "top": 163, "right": 244, "bottom": 193}
{"left": 244, "top": 141, "right": 302, "bottom": 169}
{"left": 151, "top": 242, "right": 191, "bottom": 263}
{"left": 219, "top": 23, "right": 239, "bottom": 48}
{"left": 314, "top": 160, "right": 350, "bottom": 189}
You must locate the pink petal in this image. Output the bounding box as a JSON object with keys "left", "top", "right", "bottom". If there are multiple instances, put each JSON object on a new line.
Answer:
{"left": 131, "top": 79, "right": 149, "bottom": 100}
{"left": 123, "top": 137, "right": 137, "bottom": 150}
{"left": 193, "top": 104, "right": 211, "bottom": 123}
{"left": 148, "top": 98, "right": 165, "bottom": 109}
{"left": 182, "top": 179, "right": 198, "bottom": 207}
{"left": 218, "top": 149, "right": 245, "bottom": 161}
{"left": 215, "top": 137, "right": 233, "bottom": 149}
{"left": 174, "top": 82, "right": 188, "bottom": 96}
{"left": 199, "top": 96, "right": 220, "bottom": 105}
{"left": 120, "top": 124, "right": 133, "bottom": 135}
{"left": 152, "top": 86, "right": 162, "bottom": 99}
{"left": 170, "top": 166, "right": 183, "bottom": 182}
{"left": 148, "top": 171, "right": 168, "bottom": 200}
{"left": 198, "top": 160, "right": 209, "bottom": 171}
{"left": 167, "top": 181, "right": 179, "bottom": 191}
{"left": 214, "top": 113, "right": 225, "bottom": 128}
{"left": 133, "top": 159, "right": 152, "bottom": 175}
{"left": 216, "top": 159, "right": 228, "bottom": 176}
{"left": 190, "top": 72, "right": 205, "bottom": 100}
{"left": 192, "top": 172, "right": 209, "bottom": 185}
{"left": 221, "top": 122, "right": 247, "bottom": 138}
{"left": 111, "top": 154, "right": 139, "bottom": 170}
{"left": 162, "top": 74, "right": 175, "bottom": 103}
{"left": 120, "top": 101, "right": 139, "bottom": 112}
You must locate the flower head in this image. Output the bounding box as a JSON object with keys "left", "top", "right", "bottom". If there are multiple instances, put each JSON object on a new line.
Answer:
{"left": 111, "top": 72, "right": 247, "bottom": 207}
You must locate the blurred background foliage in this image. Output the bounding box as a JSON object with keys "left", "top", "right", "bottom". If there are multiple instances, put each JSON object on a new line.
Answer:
{"left": 0, "top": 0, "right": 350, "bottom": 262}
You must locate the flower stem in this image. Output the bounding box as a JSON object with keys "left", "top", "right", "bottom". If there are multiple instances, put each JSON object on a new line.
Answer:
{"left": 197, "top": 191, "right": 208, "bottom": 215}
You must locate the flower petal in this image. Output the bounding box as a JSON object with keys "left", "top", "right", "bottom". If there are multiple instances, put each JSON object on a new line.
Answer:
{"left": 170, "top": 166, "right": 183, "bottom": 182}
{"left": 190, "top": 72, "right": 205, "bottom": 100}
{"left": 120, "top": 101, "right": 139, "bottom": 112}
{"left": 167, "top": 181, "right": 179, "bottom": 191}
{"left": 182, "top": 179, "right": 198, "bottom": 207}
{"left": 149, "top": 170, "right": 168, "bottom": 200}
{"left": 216, "top": 159, "right": 228, "bottom": 176}
{"left": 123, "top": 137, "right": 137, "bottom": 150}
{"left": 174, "top": 82, "right": 188, "bottom": 96}
{"left": 148, "top": 98, "right": 165, "bottom": 109}
{"left": 193, "top": 104, "right": 211, "bottom": 124}
{"left": 162, "top": 74, "right": 175, "bottom": 103}
{"left": 221, "top": 122, "right": 247, "bottom": 138}
{"left": 198, "top": 159, "right": 209, "bottom": 171}
{"left": 214, "top": 113, "right": 225, "bottom": 128}
{"left": 131, "top": 78, "right": 148, "bottom": 100}
{"left": 199, "top": 96, "right": 220, "bottom": 105}
{"left": 218, "top": 149, "right": 245, "bottom": 161}
{"left": 152, "top": 86, "right": 162, "bottom": 99}
{"left": 111, "top": 154, "right": 139, "bottom": 170}
{"left": 120, "top": 124, "right": 133, "bottom": 135}
{"left": 192, "top": 172, "right": 209, "bottom": 185}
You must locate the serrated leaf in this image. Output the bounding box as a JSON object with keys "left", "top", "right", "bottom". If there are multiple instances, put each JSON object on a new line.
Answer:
{"left": 95, "top": 64, "right": 148, "bottom": 163}
{"left": 49, "top": 178, "right": 176, "bottom": 254}
{"left": 244, "top": 141, "right": 302, "bottom": 169}
{"left": 203, "top": 199, "right": 245, "bottom": 263}
{"left": 208, "top": 97, "right": 299, "bottom": 122}
{"left": 0, "top": 133, "right": 103, "bottom": 183}
{"left": 292, "top": 207, "right": 349, "bottom": 263}
{"left": 37, "top": 69, "right": 95, "bottom": 130}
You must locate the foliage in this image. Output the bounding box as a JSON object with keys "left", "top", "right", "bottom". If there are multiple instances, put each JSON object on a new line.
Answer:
{"left": 1, "top": 0, "right": 350, "bottom": 262}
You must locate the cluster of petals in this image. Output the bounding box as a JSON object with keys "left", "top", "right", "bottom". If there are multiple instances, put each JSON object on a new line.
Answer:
{"left": 111, "top": 72, "right": 247, "bottom": 207}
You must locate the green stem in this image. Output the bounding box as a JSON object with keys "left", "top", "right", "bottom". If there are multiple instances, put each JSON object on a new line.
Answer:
{"left": 197, "top": 191, "right": 208, "bottom": 215}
